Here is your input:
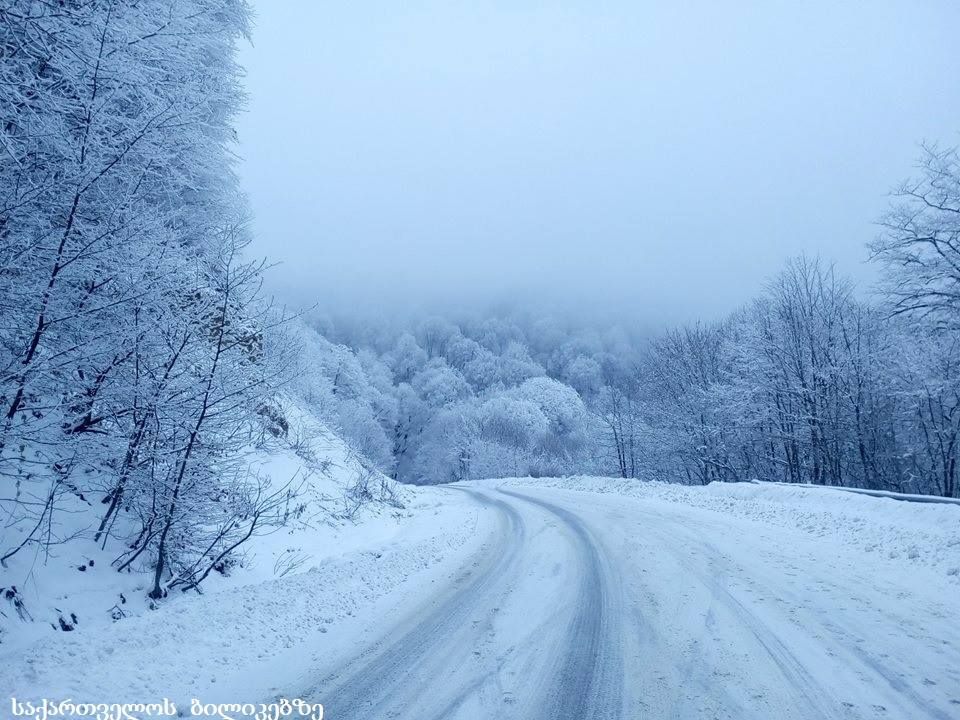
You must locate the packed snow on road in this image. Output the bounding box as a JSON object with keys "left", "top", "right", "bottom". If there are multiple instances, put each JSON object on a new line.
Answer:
{"left": 4, "top": 476, "right": 957, "bottom": 720}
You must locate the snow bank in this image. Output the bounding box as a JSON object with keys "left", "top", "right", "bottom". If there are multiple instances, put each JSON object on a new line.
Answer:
{"left": 495, "top": 477, "right": 960, "bottom": 580}
{"left": 0, "top": 405, "right": 401, "bottom": 648}
{"left": 2, "top": 485, "right": 487, "bottom": 705}
{"left": 0, "top": 404, "right": 493, "bottom": 703}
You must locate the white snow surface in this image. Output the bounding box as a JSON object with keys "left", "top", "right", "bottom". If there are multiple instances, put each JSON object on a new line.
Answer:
{"left": 0, "top": 406, "right": 398, "bottom": 647}
{"left": 497, "top": 476, "right": 960, "bottom": 579}
{"left": 3, "top": 474, "right": 959, "bottom": 719}
{"left": 0, "top": 406, "right": 492, "bottom": 706}
{"left": 3, "top": 486, "right": 488, "bottom": 707}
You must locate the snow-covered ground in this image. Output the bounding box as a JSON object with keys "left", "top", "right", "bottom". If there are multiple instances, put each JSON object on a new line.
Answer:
{"left": 310, "top": 479, "right": 960, "bottom": 719}
{"left": 499, "top": 476, "right": 960, "bottom": 580}
{"left": 4, "top": 476, "right": 959, "bottom": 719}
{"left": 0, "top": 405, "right": 498, "bottom": 707}
{"left": 3, "top": 483, "right": 491, "bottom": 707}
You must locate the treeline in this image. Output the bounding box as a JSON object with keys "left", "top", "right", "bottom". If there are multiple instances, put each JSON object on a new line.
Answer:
{"left": 640, "top": 146, "right": 960, "bottom": 497}
{"left": 0, "top": 2, "right": 299, "bottom": 599}
{"left": 641, "top": 256, "right": 957, "bottom": 496}
{"left": 300, "top": 145, "right": 960, "bottom": 498}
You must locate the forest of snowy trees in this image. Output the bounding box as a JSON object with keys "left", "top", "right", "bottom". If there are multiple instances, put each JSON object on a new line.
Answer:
{"left": 1, "top": 2, "right": 959, "bottom": 610}
{"left": 0, "top": 2, "right": 307, "bottom": 599}
{"left": 295, "top": 145, "right": 960, "bottom": 498}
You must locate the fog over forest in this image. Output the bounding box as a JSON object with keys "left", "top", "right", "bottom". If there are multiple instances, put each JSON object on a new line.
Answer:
{"left": 238, "top": 1, "right": 960, "bottom": 324}
{"left": 225, "top": 1, "right": 960, "bottom": 496}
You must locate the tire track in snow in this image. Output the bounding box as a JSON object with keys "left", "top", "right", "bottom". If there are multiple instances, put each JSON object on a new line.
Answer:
{"left": 634, "top": 503, "right": 956, "bottom": 720}
{"left": 306, "top": 486, "right": 625, "bottom": 719}
{"left": 633, "top": 510, "right": 846, "bottom": 719}
{"left": 309, "top": 488, "right": 527, "bottom": 719}
{"left": 498, "top": 488, "right": 624, "bottom": 720}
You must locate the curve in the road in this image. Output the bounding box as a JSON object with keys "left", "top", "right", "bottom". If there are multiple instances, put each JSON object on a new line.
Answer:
{"left": 497, "top": 488, "right": 624, "bottom": 720}
{"left": 312, "top": 488, "right": 527, "bottom": 719}
{"left": 308, "top": 486, "right": 625, "bottom": 720}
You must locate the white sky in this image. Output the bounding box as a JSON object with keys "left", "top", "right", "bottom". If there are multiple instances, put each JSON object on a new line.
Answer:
{"left": 236, "top": 0, "right": 960, "bottom": 325}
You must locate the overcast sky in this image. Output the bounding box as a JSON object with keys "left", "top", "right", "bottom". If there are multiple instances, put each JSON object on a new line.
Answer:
{"left": 236, "top": 1, "right": 960, "bottom": 326}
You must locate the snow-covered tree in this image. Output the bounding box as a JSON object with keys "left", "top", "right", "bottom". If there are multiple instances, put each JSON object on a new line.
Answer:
{"left": 0, "top": 1, "right": 317, "bottom": 592}
{"left": 872, "top": 144, "right": 960, "bottom": 330}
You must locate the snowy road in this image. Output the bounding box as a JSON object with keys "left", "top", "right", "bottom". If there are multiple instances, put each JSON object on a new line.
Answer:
{"left": 302, "top": 485, "right": 960, "bottom": 720}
